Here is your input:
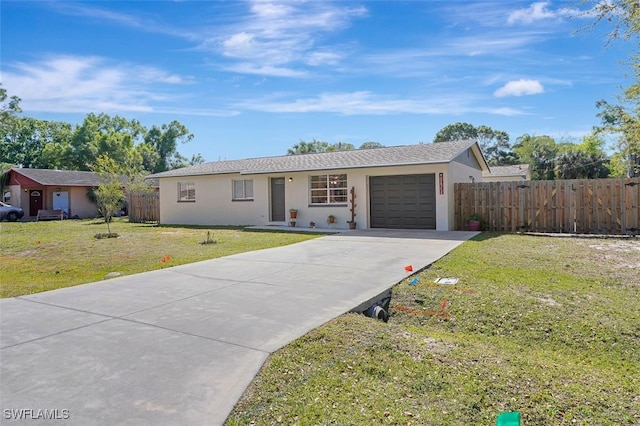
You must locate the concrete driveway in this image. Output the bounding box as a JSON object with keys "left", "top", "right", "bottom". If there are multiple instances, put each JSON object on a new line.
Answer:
{"left": 0, "top": 230, "right": 477, "bottom": 425}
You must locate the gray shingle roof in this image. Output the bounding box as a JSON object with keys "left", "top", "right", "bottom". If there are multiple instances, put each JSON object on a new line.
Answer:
{"left": 149, "top": 140, "right": 480, "bottom": 178}
{"left": 10, "top": 168, "right": 104, "bottom": 186}
{"left": 486, "top": 164, "right": 530, "bottom": 177}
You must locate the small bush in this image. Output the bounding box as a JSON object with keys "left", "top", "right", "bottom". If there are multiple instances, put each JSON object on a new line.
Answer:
{"left": 94, "top": 232, "right": 119, "bottom": 239}
{"left": 201, "top": 230, "right": 217, "bottom": 245}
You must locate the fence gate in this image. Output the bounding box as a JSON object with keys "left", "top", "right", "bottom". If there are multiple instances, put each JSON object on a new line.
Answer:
{"left": 129, "top": 192, "right": 159, "bottom": 223}
{"left": 454, "top": 178, "right": 640, "bottom": 235}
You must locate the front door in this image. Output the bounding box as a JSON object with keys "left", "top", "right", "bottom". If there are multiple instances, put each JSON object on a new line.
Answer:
{"left": 270, "top": 177, "right": 285, "bottom": 222}
{"left": 29, "top": 190, "right": 43, "bottom": 216}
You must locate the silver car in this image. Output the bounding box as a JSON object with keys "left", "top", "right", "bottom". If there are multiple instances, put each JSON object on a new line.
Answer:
{"left": 0, "top": 201, "right": 24, "bottom": 222}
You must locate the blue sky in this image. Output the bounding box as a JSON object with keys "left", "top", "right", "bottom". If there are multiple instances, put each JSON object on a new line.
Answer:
{"left": 1, "top": 1, "right": 629, "bottom": 161}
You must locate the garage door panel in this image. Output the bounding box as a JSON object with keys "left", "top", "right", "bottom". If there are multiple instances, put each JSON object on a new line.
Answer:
{"left": 369, "top": 174, "right": 436, "bottom": 229}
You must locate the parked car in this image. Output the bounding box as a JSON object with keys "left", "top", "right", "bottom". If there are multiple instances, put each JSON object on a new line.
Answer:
{"left": 0, "top": 202, "right": 24, "bottom": 222}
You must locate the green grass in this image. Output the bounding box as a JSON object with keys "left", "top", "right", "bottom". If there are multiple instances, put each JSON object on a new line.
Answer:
{"left": 0, "top": 218, "right": 321, "bottom": 298}
{"left": 227, "top": 233, "right": 640, "bottom": 425}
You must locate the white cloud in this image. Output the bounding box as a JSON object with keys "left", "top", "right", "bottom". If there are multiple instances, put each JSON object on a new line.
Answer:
{"left": 213, "top": 1, "right": 366, "bottom": 76}
{"left": 223, "top": 63, "right": 307, "bottom": 78}
{"left": 507, "top": 1, "right": 577, "bottom": 25}
{"left": 1, "top": 55, "right": 195, "bottom": 114}
{"left": 237, "top": 91, "right": 527, "bottom": 116}
{"left": 494, "top": 79, "right": 544, "bottom": 97}
{"left": 306, "top": 51, "right": 343, "bottom": 66}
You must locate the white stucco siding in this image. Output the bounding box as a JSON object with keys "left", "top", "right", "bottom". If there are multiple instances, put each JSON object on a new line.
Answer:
{"left": 261, "top": 164, "right": 451, "bottom": 231}
{"left": 280, "top": 169, "right": 363, "bottom": 229}
{"left": 447, "top": 156, "right": 486, "bottom": 230}
{"left": 159, "top": 174, "right": 271, "bottom": 226}
{"left": 157, "top": 160, "right": 480, "bottom": 230}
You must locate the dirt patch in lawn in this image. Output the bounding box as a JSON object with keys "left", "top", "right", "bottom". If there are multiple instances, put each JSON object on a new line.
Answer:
{"left": 571, "top": 238, "right": 640, "bottom": 288}
{"left": 586, "top": 240, "right": 640, "bottom": 267}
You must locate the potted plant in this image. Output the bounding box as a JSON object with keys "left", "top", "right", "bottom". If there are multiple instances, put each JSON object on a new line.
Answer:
{"left": 346, "top": 186, "right": 357, "bottom": 230}
{"left": 467, "top": 213, "right": 482, "bottom": 231}
{"left": 309, "top": 221, "right": 316, "bottom": 228}
{"left": 327, "top": 214, "right": 336, "bottom": 225}
{"left": 289, "top": 209, "right": 298, "bottom": 219}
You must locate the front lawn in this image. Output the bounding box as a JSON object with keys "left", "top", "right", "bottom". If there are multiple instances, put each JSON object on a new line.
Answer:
{"left": 227, "top": 233, "right": 640, "bottom": 425}
{"left": 0, "top": 219, "right": 321, "bottom": 298}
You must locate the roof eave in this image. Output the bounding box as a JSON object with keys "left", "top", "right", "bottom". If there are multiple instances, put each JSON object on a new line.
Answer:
{"left": 151, "top": 159, "right": 454, "bottom": 179}
{"left": 242, "top": 160, "right": 452, "bottom": 175}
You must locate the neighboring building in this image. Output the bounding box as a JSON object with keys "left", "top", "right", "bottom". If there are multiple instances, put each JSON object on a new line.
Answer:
{"left": 3, "top": 168, "right": 102, "bottom": 219}
{"left": 149, "top": 140, "right": 489, "bottom": 231}
{"left": 483, "top": 164, "right": 531, "bottom": 182}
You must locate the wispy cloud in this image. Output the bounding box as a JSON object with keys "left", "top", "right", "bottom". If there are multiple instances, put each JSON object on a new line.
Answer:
{"left": 208, "top": 0, "right": 367, "bottom": 76}
{"left": 236, "top": 91, "right": 526, "bottom": 116}
{"left": 0, "top": 55, "right": 198, "bottom": 114}
{"left": 494, "top": 79, "right": 545, "bottom": 97}
{"left": 49, "top": 2, "right": 198, "bottom": 40}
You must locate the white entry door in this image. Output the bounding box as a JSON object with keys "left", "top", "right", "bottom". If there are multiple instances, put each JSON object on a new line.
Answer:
{"left": 53, "top": 191, "right": 69, "bottom": 215}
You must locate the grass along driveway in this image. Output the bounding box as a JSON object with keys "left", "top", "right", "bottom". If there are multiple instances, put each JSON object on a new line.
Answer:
{"left": 0, "top": 219, "right": 321, "bottom": 298}
{"left": 227, "top": 233, "right": 640, "bottom": 425}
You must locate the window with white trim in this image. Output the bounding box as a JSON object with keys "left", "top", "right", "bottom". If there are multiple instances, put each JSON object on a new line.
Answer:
{"left": 232, "top": 179, "right": 254, "bottom": 200}
{"left": 178, "top": 182, "right": 195, "bottom": 202}
{"left": 309, "top": 174, "right": 347, "bottom": 205}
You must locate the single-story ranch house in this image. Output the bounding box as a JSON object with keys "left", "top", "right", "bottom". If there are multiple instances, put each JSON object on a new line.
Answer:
{"left": 3, "top": 168, "right": 102, "bottom": 219}
{"left": 149, "top": 140, "right": 489, "bottom": 231}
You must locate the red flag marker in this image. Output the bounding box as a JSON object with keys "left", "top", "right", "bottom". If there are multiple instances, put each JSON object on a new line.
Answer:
{"left": 404, "top": 265, "right": 413, "bottom": 272}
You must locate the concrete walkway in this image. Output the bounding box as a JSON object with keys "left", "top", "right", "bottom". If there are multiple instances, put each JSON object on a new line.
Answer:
{"left": 1, "top": 230, "right": 477, "bottom": 425}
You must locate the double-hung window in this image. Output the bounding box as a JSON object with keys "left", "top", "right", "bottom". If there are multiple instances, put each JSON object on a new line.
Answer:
{"left": 232, "top": 179, "right": 254, "bottom": 201}
{"left": 309, "top": 174, "right": 347, "bottom": 205}
{"left": 178, "top": 182, "right": 195, "bottom": 202}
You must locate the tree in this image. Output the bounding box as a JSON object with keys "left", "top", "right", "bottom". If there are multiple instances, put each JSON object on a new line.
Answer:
{"left": 595, "top": 99, "right": 640, "bottom": 177}
{"left": 143, "top": 120, "right": 194, "bottom": 173}
{"left": 513, "top": 134, "right": 558, "bottom": 180}
{"left": 92, "top": 155, "right": 125, "bottom": 235}
{"left": 167, "top": 152, "right": 206, "bottom": 170}
{"left": 579, "top": 0, "right": 640, "bottom": 43}
{"left": 555, "top": 151, "right": 610, "bottom": 179}
{"left": 1, "top": 117, "right": 73, "bottom": 168}
{"left": 359, "top": 141, "right": 385, "bottom": 149}
{"left": 433, "top": 122, "right": 478, "bottom": 142}
{"left": 579, "top": 1, "right": 640, "bottom": 176}
{"left": 433, "top": 122, "right": 513, "bottom": 166}
{"left": 476, "top": 125, "right": 511, "bottom": 165}
{"left": 287, "top": 139, "right": 329, "bottom": 155}
{"left": 65, "top": 113, "right": 146, "bottom": 171}
{"left": 0, "top": 84, "right": 21, "bottom": 124}
{"left": 0, "top": 85, "right": 22, "bottom": 169}
{"left": 0, "top": 89, "right": 202, "bottom": 173}
{"left": 326, "top": 142, "right": 355, "bottom": 152}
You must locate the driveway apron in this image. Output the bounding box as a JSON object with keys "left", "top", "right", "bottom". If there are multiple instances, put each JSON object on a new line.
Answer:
{"left": 1, "top": 230, "right": 477, "bottom": 425}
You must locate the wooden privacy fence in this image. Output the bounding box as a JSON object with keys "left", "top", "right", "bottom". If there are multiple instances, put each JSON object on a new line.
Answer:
{"left": 454, "top": 178, "right": 640, "bottom": 235}
{"left": 129, "top": 192, "right": 159, "bottom": 223}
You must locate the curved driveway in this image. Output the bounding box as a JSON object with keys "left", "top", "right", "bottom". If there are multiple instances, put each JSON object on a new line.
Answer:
{"left": 1, "top": 230, "right": 476, "bottom": 425}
